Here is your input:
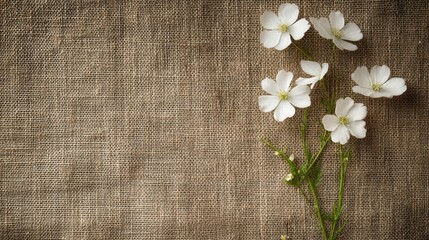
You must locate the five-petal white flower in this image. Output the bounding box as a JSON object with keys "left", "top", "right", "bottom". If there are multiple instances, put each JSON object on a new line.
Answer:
{"left": 310, "top": 11, "right": 363, "bottom": 51}
{"left": 322, "top": 97, "right": 367, "bottom": 145}
{"left": 352, "top": 65, "right": 407, "bottom": 98}
{"left": 259, "top": 70, "right": 311, "bottom": 122}
{"left": 260, "top": 3, "right": 310, "bottom": 50}
{"left": 296, "top": 60, "right": 329, "bottom": 89}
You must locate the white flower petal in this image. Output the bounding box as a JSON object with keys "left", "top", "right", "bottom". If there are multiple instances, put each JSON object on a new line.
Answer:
{"left": 259, "top": 95, "right": 280, "bottom": 112}
{"left": 322, "top": 115, "right": 340, "bottom": 131}
{"left": 369, "top": 91, "right": 385, "bottom": 98}
{"left": 260, "top": 30, "right": 281, "bottom": 48}
{"left": 273, "top": 101, "right": 295, "bottom": 122}
{"left": 329, "top": 11, "right": 345, "bottom": 30}
{"left": 380, "top": 77, "right": 407, "bottom": 97}
{"left": 370, "top": 65, "right": 391, "bottom": 84}
{"left": 296, "top": 76, "right": 319, "bottom": 88}
{"left": 320, "top": 63, "right": 329, "bottom": 79}
{"left": 331, "top": 125, "right": 350, "bottom": 145}
{"left": 340, "top": 22, "right": 363, "bottom": 41}
{"left": 276, "top": 70, "right": 293, "bottom": 91}
{"left": 335, "top": 97, "right": 354, "bottom": 117}
{"left": 352, "top": 86, "right": 373, "bottom": 97}
{"left": 288, "top": 95, "right": 311, "bottom": 108}
{"left": 289, "top": 85, "right": 311, "bottom": 97}
{"left": 333, "top": 38, "right": 344, "bottom": 50}
{"left": 347, "top": 120, "right": 366, "bottom": 139}
{"left": 261, "top": 77, "right": 280, "bottom": 95}
{"left": 261, "top": 11, "right": 280, "bottom": 30}
{"left": 288, "top": 85, "right": 311, "bottom": 108}
{"left": 278, "top": 3, "right": 299, "bottom": 25}
{"left": 274, "top": 33, "right": 292, "bottom": 50}
{"left": 310, "top": 17, "right": 333, "bottom": 39}
{"left": 347, "top": 103, "right": 367, "bottom": 121}
{"left": 351, "top": 66, "right": 371, "bottom": 88}
{"left": 289, "top": 18, "right": 310, "bottom": 40}
{"left": 300, "top": 60, "right": 321, "bottom": 76}
{"left": 333, "top": 38, "right": 358, "bottom": 51}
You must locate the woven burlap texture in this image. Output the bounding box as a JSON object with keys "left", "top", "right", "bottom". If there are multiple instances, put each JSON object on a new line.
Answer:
{"left": 1, "top": 0, "right": 428, "bottom": 239}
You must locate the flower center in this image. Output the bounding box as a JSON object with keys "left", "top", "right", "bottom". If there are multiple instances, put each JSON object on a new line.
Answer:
{"left": 279, "top": 91, "right": 288, "bottom": 101}
{"left": 339, "top": 116, "right": 349, "bottom": 125}
{"left": 278, "top": 24, "right": 289, "bottom": 33}
{"left": 371, "top": 83, "right": 382, "bottom": 91}
{"left": 332, "top": 29, "right": 342, "bottom": 38}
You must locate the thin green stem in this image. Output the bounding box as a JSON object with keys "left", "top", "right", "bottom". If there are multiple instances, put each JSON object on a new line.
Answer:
{"left": 292, "top": 42, "right": 314, "bottom": 60}
{"left": 305, "top": 132, "right": 330, "bottom": 174}
{"left": 260, "top": 136, "right": 297, "bottom": 175}
{"left": 308, "top": 177, "right": 328, "bottom": 240}
{"left": 330, "top": 43, "right": 337, "bottom": 103}
{"left": 329, "top": 145, "right": 349, "bottom": 240}
{"left": 320, "top": 77, "right": 329, "bottom": 99}
{"left": 298, "top": 185, "right": 311, "bottom": 205}
{"left": 300, "top": 108, "right": 311, "bottom": 164}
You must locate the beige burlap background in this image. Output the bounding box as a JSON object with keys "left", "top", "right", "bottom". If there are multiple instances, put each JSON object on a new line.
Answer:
{"left": 1, "top": 0, "right": 428, "bottom": 239}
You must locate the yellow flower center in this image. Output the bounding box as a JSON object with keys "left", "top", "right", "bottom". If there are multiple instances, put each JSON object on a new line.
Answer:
{"left": 279, "top": 91, "right": 288, "bottom": 101}
{"left": 279, "top": 24, "right": 289, "bottom": 33}
{"left": 371, "top": 83, "right": 382, "bottom": 91}
{"left": 332, "top": 29, "right": 342, "bottom": 38}
{"left": 339, "top": 116, "right": 349, "bottom": 125}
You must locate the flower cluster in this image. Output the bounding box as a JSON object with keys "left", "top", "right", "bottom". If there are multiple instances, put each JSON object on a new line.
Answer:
{"left": 258, "top": 4, "right": 406, "bottom": 145}
{"left": 258, "top": 4, "right": 407, "bottom": 240}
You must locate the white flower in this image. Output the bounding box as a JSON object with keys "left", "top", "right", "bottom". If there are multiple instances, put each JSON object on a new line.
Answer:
{"left": 352, "top": 65, "right": 407, "bottom": 98}
{"left": 285, "top": 173, "right": 294, "bottom": 182}
{"left": 260, "top": 3, "right": 310, "bottom": 50}
{"left": 296, "top": 60, "right": 329, "bottom": 89}
{"left": 310, "top": 11, "right": 363, "bottom": 51}
{"left": 258, "top": 70, "right": 311, "bottom": 122}
{"left": 322, "top": 97, "right": 367, "bottom": 145}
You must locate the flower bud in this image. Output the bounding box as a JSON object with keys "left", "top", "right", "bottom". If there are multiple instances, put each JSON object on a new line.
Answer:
{"left": 274, "top": 151, "right": 280, "bottom": 156}
{"left": 289, "top": 154, "right": 295, "bottom": 161}
{"left": 285, "top": 173, "right": 294, "bottom": 182}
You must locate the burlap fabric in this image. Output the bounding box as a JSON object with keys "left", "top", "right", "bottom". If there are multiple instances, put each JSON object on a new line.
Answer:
{"left": 1, "top": 0, "right": 428, "bottom": 239}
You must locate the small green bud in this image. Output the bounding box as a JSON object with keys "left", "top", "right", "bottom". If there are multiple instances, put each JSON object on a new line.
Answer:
{"left": 285, "top": 173, "right": 294, "bottom": 182}
{"left": 280, "top": 235, "right": 287, "bottom": 240}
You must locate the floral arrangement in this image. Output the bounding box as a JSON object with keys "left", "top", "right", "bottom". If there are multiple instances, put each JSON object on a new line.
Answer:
{"left": 258, "top": 3, "right": 407, "bottom": 240}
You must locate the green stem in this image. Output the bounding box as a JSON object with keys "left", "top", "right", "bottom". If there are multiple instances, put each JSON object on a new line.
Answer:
{"left": 305, "top": 132, "right": 330, "bottom": 174}
{"left": 298, "top": 185, "right": 311, "bottom": 205}
{"left": 329, "top": 145, "right": 348, "bottom": 240}
{"left": 292, "top": 42, "right": 314, "bottom": 60}
{"left": 330, "top": 43, "right": 337, "bottom": 104}
{"left": 320, "top": 77, "right": 329, "bottom": 99}
{"left": 300, "top": 108, "right": 311, "bottom": 164}
{"left": 260, "top": 136, "right": 297, "bottom": 174}
{"left": 308, "top": 177, "right": 328, "bottom": 240}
